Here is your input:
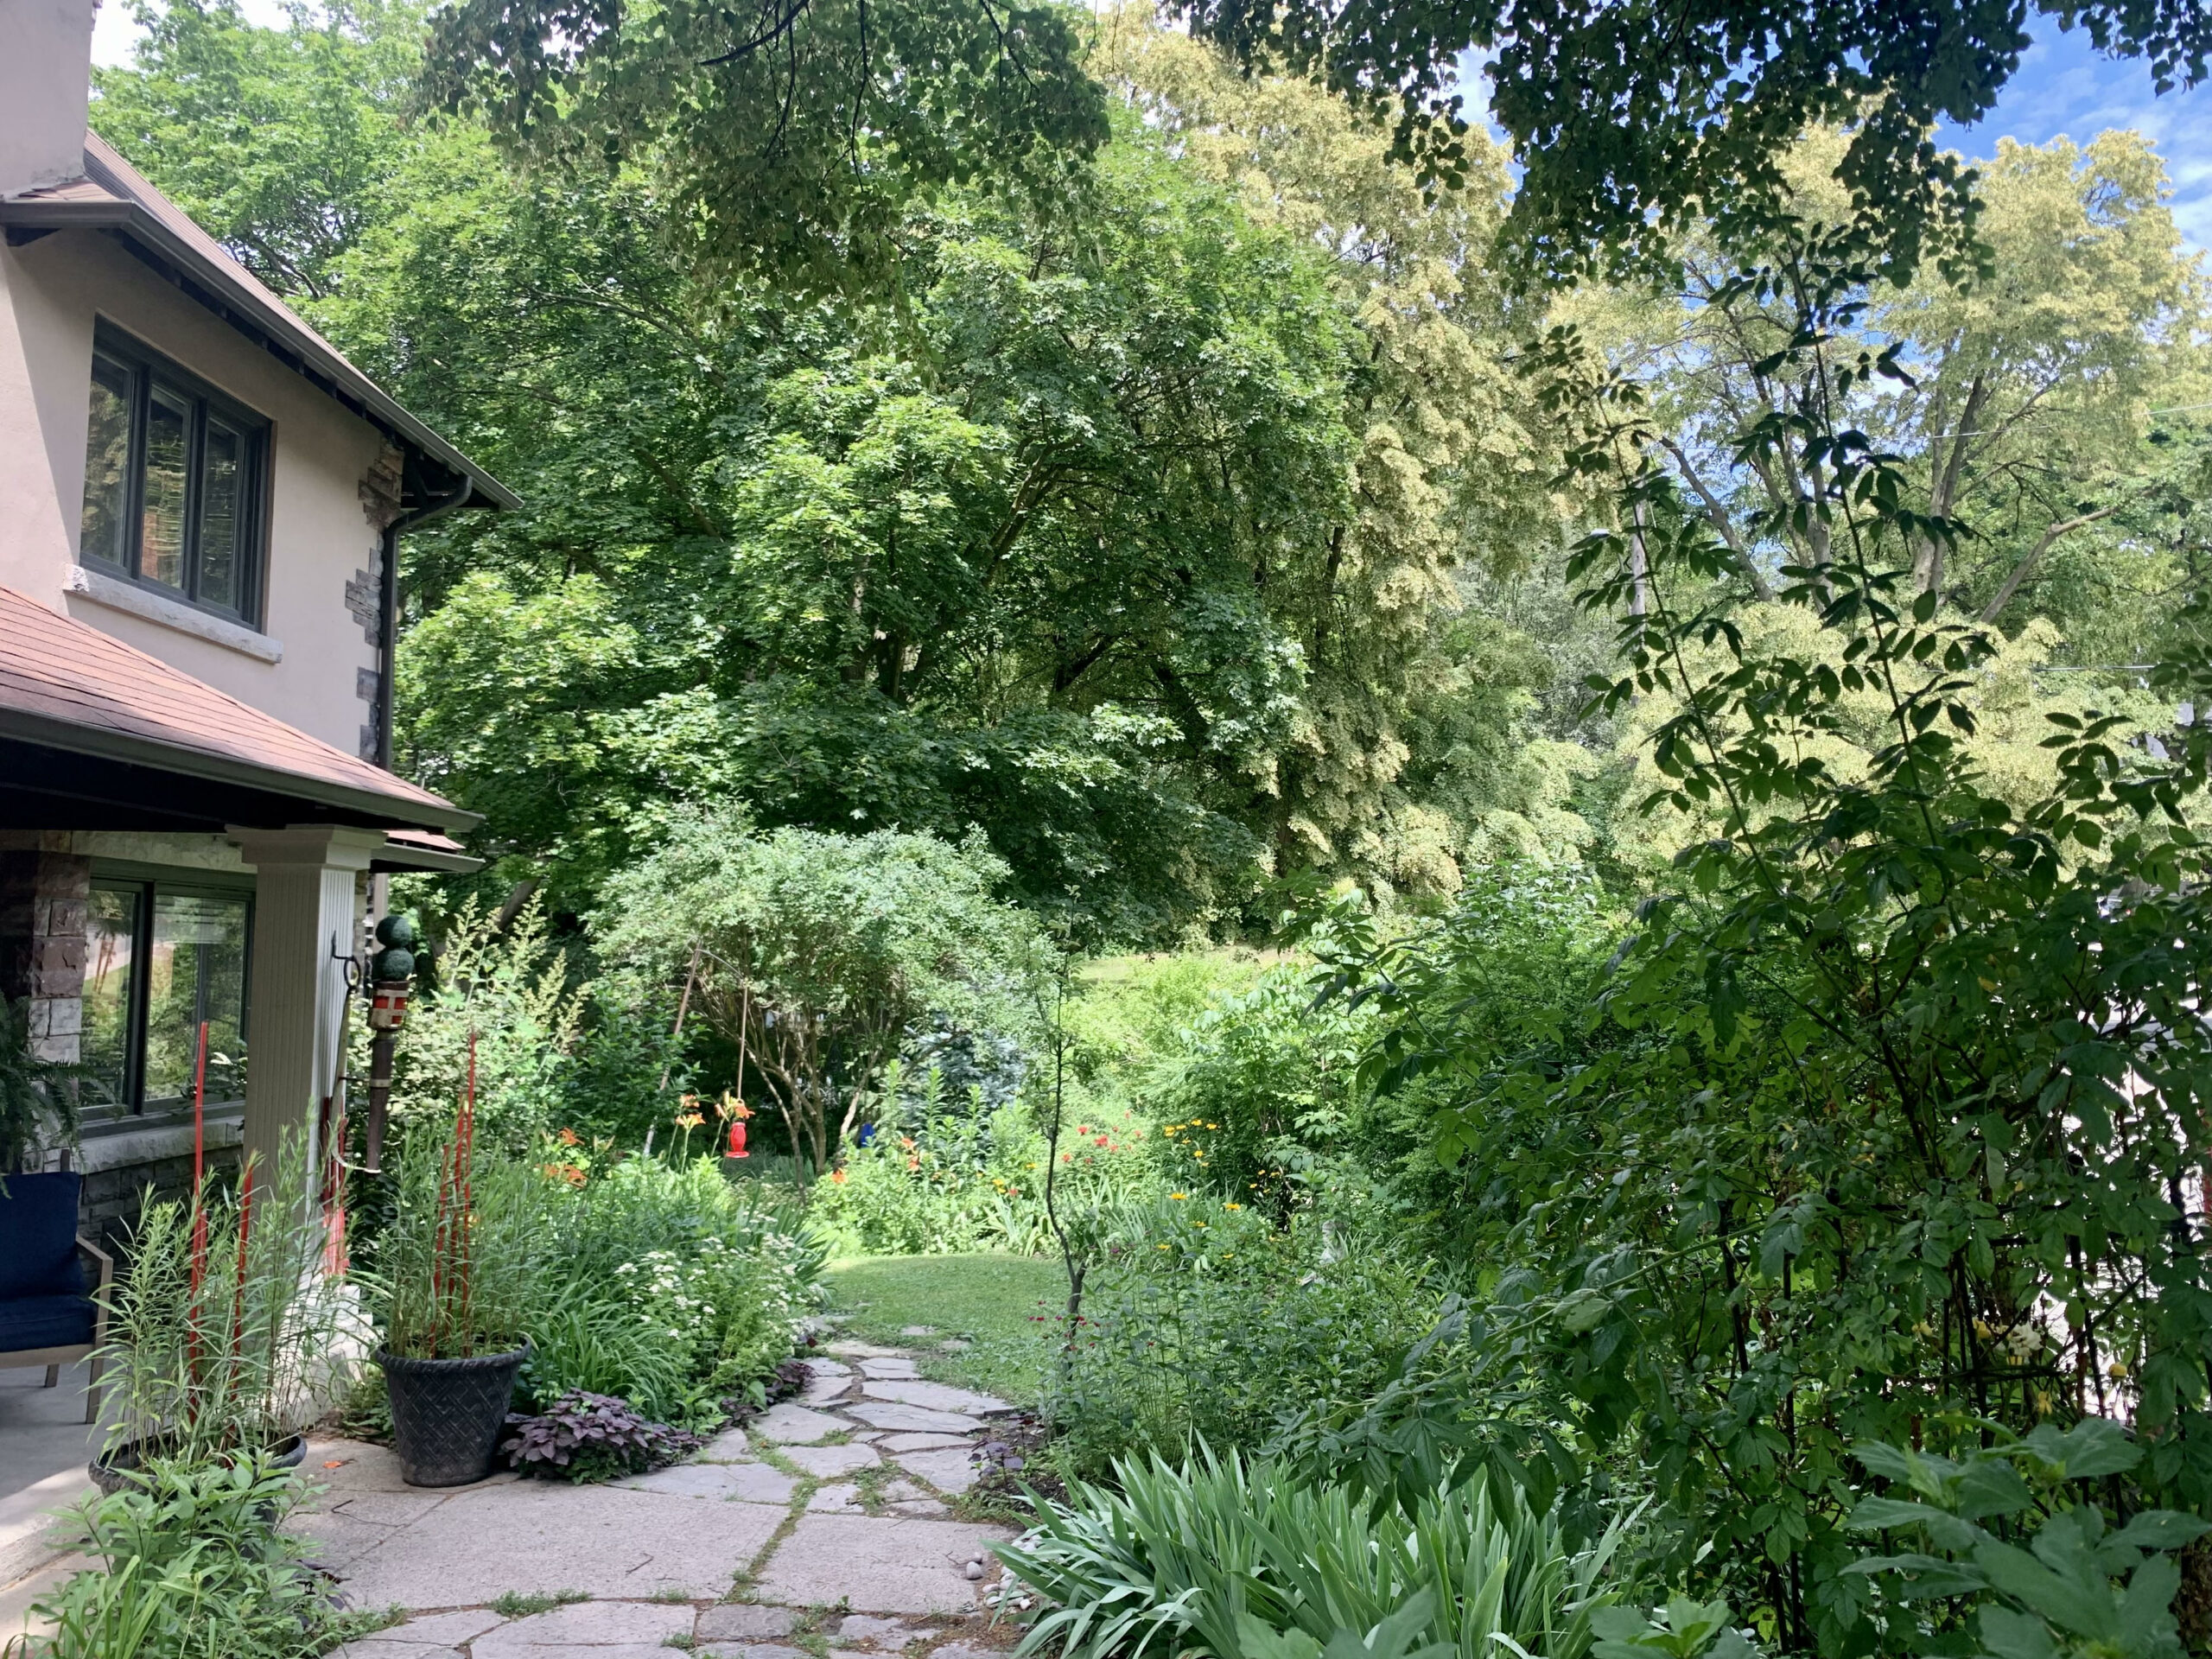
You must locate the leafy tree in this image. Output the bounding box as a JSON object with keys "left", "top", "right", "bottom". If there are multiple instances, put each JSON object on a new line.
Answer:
{"left": 1322, "top": 222, "right": 2212, "bottom": 1653}
{"left": 592, "top": 811, "right": 1054, "bottom": 1173}
{"left": 1167, "top": 0, "right": 2212, "bottom": 284}
{"left": 417, "top": 0, "right": 1109, "bottom": 295}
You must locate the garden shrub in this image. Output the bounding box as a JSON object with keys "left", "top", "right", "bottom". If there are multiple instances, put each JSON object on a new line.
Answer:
{"left": 501, "top": 1390, "right": 702, "bottom": 1482}
{"left": 9, "top": 1455, "right": 381, "bottom": 1659}
{"left": 520, "top": 1154, "right": 825, "bottom": 1426}
{"left": 1045, "top": 1199, "right": 1442, "bottom": 1478}
{"left": 997, "top": 1446, "right": 1635, "bottom": 1659}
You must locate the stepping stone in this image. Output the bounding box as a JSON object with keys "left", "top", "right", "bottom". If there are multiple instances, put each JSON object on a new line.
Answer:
{"left": 858, "top": 1357, "right": 918, "bottom": 1380}
{"left": 844, "top": 1402, "right": 984, "bottom": 1435}
{"left": 331, "top": 1484, "right": 783, "bottom": 1607}
{"left": 929, "top": 1647, "right": 1001, "bottom": 1659}
{"left": 804, "top": 1357, "right": 855, "bottom": 1377}
{"left": 899, "top": 1325, "right": 938, "bottom": 1337}
{"left": 783, "top": 1442, "right": 880, "bottom": 1478}
{"left": 808, "top": 1483, "right": 864, "bottom": 1513}
{"left": 471, "top": 1598, "right": 693, "bottom": 1656}
{"left": 696, "top": 1604, "right": 800, "bottom": 1641}
{"left": 832, "top": 1613, "right": 936, "bottom": 1648}
{"left": 700, "top": 1648, "right": 811, "bottom": 1659}
{"left": 697, "top": 1430, "right": 761, "bottom": 1463}
{"left": 938, "top": 1339, "right": 971, "bottom": 1352}
{"left": 756, "top": 1514, "right": 1014, "bottom": 1613}
{"left": 861, "top": 1380, "right": 1010, "bottom": 1416}
{"left": 877, "top": 1433, "right": 974, "bottom": 1454}
{"left": 751, "top": 1403, "right": 850, "bottom": 1444}
{"left": 615, "top": 1463, "right": 797, "bottom": 1505}
{"left": 825, "top": 1341, "right": 908, "bottom": 1358}
{"left": 801, "top": 1374, "right": 857, "bottom": 1406}
{"left": 895, "top": 1447, "right": 979, "bottom": 1496}
{"left": 342, "top": 1608, "right": 504, "bottom": 1648}
{"left": 887, "top": 1499, "right": 949, "bottom": 1518}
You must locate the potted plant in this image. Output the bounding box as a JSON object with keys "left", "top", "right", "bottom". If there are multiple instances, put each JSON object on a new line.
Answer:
{"left": 0, "top": 993, "right": 86, "bottom": 1173}
{"left": 372, "top": 1057, "right": 543, "bottom": 1486}
{"left": 92, "top": 1138, "right": 353, "bottom": 1491}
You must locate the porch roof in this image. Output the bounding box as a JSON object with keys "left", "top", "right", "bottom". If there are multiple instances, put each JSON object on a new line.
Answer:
{"left": 0, "top": 583, "right": 479, "bottom": 836}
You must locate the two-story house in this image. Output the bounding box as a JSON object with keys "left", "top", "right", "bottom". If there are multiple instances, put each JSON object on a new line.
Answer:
{"left": 0, "top": 0, "right": 512, "bottom": 1239}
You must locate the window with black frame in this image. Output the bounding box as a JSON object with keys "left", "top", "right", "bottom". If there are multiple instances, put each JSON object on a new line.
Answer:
{"left": 79, "top": 323, "right": 269, "bottom": 626}
{"left": 82, "top": 877, "right": 252, "bottom": 1119}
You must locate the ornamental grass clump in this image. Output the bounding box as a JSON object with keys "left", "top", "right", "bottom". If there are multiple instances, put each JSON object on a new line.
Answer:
{"left": 375, "top": 1049, "right": 544, "bottom": 1362}
{"left": 99, "top": 1136, "right": 353, "bottom": 1469}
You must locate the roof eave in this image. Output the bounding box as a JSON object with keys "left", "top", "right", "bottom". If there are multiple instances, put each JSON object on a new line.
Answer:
{"left": 0, "top": 197, "right": 522, "bottom": 513}
{"left": 0, "top": 705, "right": 483, "bottom": 836}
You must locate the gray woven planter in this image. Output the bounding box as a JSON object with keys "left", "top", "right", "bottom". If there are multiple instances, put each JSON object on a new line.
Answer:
{"left": 379, "top": 1343, "right": 531, "bottom": 1487}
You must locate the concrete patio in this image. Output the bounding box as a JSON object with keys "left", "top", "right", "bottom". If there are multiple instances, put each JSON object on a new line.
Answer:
{"left": 1, "top": 1342, "right": 1027, "bottom": 1657}
{"left": 0, "top": 1359, "right": 99, "bottom": 1628}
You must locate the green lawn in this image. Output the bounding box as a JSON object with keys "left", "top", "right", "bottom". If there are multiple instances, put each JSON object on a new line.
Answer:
{"left": 823, "top": 1253, "right": 1067, "bottom": 1405}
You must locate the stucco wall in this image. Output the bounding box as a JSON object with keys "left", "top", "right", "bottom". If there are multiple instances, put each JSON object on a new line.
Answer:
{"left": 0, "top": 227, "right": 387, "bottom": 757}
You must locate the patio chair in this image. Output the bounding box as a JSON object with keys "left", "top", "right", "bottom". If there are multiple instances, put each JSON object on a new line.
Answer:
{"left": 0, "top": 1171, "right": 112, "bottom": 1423}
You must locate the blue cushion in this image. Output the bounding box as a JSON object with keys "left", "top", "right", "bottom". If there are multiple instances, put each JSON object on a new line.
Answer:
{"left": 0, "top": 1173, "right": 84, "bottom": 1301}
{"left": 0, "top": 1293, "right": 96, "bottom": 1353}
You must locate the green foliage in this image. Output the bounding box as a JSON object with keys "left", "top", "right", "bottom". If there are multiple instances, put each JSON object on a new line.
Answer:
{"left": 99, "top": 1147, "right": 353, "bottom": 1465}
{"left": 359, "top": 893, "right": 582, "bottom": 1154}
{"left": 8, "top": 1455, "right": 381, "bottom": 1659}
{"left": 372, "top": 1129, "right": 546, "bottom": 1360}
{"left": 522, "top": 1155, "right": 826, "bottom": 1423}
{"left": 0, "top": 994, "right": 85, "bottom": 1173}
{"left": 997, "top": 1448, "right": 1631, "bottom": 1659}
{"left": 1845, "top": 1422, "right": 2211, "bottom": 1659}
{"left": 823, "top": 1251, "right": 1067, "bottom": 1404}
{"left": 419, "top": 0, "right": 1108, "bottom": 296}
{"left": 1170, "top": 0, "right": 2209, "bottom": 287}
{"left": 1046, "top": 1201, "right": 1441, "bottom": 1478}
{"left": 594, "top": 811, "right": 1053, "bottom": 1172}
{"left": 1146, "top": 967, "right": 1371, "bottom": 1212}
{"left": 1313, "top": 220, "right": 2212, "bottom": 1653}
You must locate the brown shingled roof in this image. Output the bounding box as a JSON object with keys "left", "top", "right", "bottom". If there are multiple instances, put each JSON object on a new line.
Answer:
{"left": 0, "top": 583, "right": 475, "bottom": 833}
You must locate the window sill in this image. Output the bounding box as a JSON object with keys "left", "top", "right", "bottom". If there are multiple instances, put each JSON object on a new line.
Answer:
{"left": 66, "top": 565, "right": 283, "bottom": 664}
{"left": 77, "top": 1109, "right": 245, "bottom": 1173}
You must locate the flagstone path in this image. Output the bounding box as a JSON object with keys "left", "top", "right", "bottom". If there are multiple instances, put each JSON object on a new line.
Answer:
{"left": 313, "top": 1338, "right": 1023, "bottom": 1659}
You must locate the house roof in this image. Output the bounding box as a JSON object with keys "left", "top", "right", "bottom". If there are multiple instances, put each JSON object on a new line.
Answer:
{"left": 0, "top": 582, "right": 479, "bottom": 835}
{"left": 0, "top": 134, "right": 519, "bottom": 512}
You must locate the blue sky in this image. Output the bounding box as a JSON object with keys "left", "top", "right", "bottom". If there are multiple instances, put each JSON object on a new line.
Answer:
{"left": 93, "top": 0, "right": 2209, "bottom": 252}
{"left": 1939, "top": 13, "right": 2211, "bottom": 254}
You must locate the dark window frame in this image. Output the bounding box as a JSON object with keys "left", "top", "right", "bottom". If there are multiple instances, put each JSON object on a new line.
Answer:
{"left": 79, "top": 321, "right": 272, "bottom": 629}
{"left": 83, "top": 866, "right": 255, "bottom": 1125}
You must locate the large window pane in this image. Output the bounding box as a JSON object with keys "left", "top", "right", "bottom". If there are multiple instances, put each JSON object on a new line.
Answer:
{"left": 82, "top": 887, "right": 140, "bottom": 1111}
{"left": 197, "top": 420, "right": 243, "bottom": 611}
{"left": 80, "top": 358, "right": 133, "bottom": 568}
{"left": 143, "top": 892, "right": 250, "bottom": 1107}
{"left": 141, "top": 385, "right": 190, "bottom": 589}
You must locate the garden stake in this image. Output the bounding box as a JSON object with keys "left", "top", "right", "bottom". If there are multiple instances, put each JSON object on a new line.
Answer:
{"left": 186, "top": 1020, "right": 210, "bottom": 1402}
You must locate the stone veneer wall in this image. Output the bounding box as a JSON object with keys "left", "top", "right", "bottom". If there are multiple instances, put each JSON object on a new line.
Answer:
{"left": 0, "top": 840, "right": 90, "bottom": 1065}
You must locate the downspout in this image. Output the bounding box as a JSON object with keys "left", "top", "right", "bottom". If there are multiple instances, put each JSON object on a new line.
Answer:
{"left": 374, "top": 474, "right": 473, "bottom": 770}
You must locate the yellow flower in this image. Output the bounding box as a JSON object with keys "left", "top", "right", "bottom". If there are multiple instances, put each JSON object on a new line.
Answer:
{"left": 1224, "top": 1202, "right": 1242, "bottom": 1211}
{"left": 1169, "top": 1192, "right": 1186, "bottom": 1200}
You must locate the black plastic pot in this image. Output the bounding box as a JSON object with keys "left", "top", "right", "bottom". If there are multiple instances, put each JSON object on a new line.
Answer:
{"left": 378, "top": 1342, "right": 531, "bottom": 1487}
{"left": 89, "top": 1432, "right": 307, "bottom": 1503}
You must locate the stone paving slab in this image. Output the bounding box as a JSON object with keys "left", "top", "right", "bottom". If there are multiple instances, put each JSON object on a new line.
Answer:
{"left": 800, "top": 1375, "right": 857, "bottom": 1407}
{"left": 861, "top": 1380, "right": 1009, "bottom": 1416}
{"left": 613, "top": 1461, "right": 797, "bottom": 1504}
{"left": 832, "top": 1613, "right": 939, "bottom": 1648}
{"left": 472, "top": 1599, "right": 693, "bottom": 1656}
{"left": 335, "top": 1482, "right": 782, "bottom": 1605}
{"left": 351, "top": 1609, "right": 506, "bottom": 1648}
{"left": 751, "top": 1403, "right": 851, "bottom": 1444}
{"left": 857, "top": 1357, "right": 918, "bottom": 1380}
{"left": 843, "top": 1402, "right": 984, "bottom": 1435}
{"left": 887, "top": 1498, "right": 950, "bottom": 1517}
{"left": 699, "top": 1646, "right": 812, "bottom": 1659}
{"left": 696, "top": 1603, "right": 800, "bottom": 1640}
{"left": 893, "top": 1446, "right": 980, "bottom": 1496}
{"left": 823, "top": 1341, "right": 907, "bottom": 1357}
{"left": 696, "top": 1429, "right": 761, "bottom": 1463}
{"left": 754, "top": 1514, "right": 1010, "bottom": 1613}
{"left": 877, "top": 1433, "right": 975, "bottom": 1454}
{"left": 782, "top": 1441, "right": 879, "bottom": 1478}
{"left": 807, "top": 1482, "right": 864, "bottom": 1513}
{"left": 287, "top": 1508, "right": 410, "bottom": 1572}
{"left": 805, "top": 1357, "right": 854, "bottom": 1377}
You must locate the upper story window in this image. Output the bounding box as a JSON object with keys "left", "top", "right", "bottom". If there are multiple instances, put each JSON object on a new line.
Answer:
{"left": 79, "top": 323, "right": 269, "bottom": 626}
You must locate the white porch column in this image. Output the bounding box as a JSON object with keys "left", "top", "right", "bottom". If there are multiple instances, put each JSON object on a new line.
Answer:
{"left": 232, "top": 826, "right": 381, "bottom": 1183}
